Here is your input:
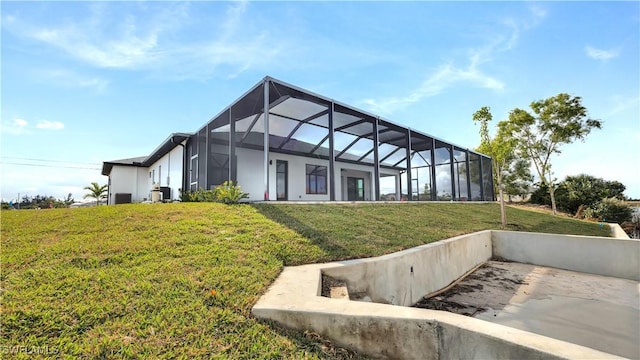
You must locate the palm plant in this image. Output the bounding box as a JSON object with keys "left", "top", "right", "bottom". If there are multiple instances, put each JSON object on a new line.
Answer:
{"left": 83, "top": 182, "right": 108, "bottom": 206}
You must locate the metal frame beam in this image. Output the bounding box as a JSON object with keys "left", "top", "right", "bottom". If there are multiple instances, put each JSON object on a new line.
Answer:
{"left": 335, "top": 136, "right": 363, "bottom": 159}
{"left": 203, "top": 126, "right": 208, "bottom": 189}
{"left": 267, "top": 94, "right": 291, "bottom": 111}
{"left": 465, "top": 150, "right": 471, "bottom": 200}
{"left": 229, "top": 110, "right": 237, "bottom": 182}
{"left": 415, "top": 150, "right": 431, "bottom": 166}
{"left": 488, "top": 158, "right": 495, "bottom": 201}
{"left": 328, "top": 103, "right": 336, "bottom": 201}
{"left": 373, "top": 117, "right": 380, "bottom": 201}
{"left": 309, "top": 134, "right": 330, "bottom": 154}
{"left": 479, "top": 155, "right": 484, "bottom": 200}
{"left": 263, "top": 79, "right": 270, "bottom": 200}
{"left": 235, "top": 141, "right": 405, "bottom": 171}
{"left": 449, "top": 144, "right": 456, "bottom": 200}
{"left": 278, "top": 109, "right": 329, "bottom": 149}
{"left": 380, "top": 146, "right": 403, "bottom": 163}
{"left": 406, "top": 129, "right": 413, "bottom": 200}
{"left": 359, "top": 127, "right": 395, "bottom": 140}
{"left": 334, "top": 118, "right": 367, "bottom": 132}
{"left": 393, "top": 156, "right": 408, "bottom": 168}
{"left": 379, "top": 134, "right": 407, "bottom": 145}
{"left": 357, "top": 148, "right": 374, "bottom": 162}
{"left": 237, "top": 113, "right": 262, "bottom": 146}
{"left": 430, "top": 138, "right": 437, "bottom": 200}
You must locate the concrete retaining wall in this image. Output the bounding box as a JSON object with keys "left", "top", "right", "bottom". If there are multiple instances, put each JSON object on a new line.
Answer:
{"left": 322, "top": 231, "right": 492, "bottom": 306}
{"left": 253, "top": 231, "right": 638, "bottom": 359}
{"left": 254, "top": 261, "right": 621, "bottom": 359}
{"left": 492, "top": 231, "right": 640, "bottom": 281}
{"left": 610, "top": 223, "right": 631, "bottom": 239}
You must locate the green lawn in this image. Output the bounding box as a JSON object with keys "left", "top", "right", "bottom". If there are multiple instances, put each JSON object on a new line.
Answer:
{"left": 1, "top": 202, "right": 609, "bottom": 358}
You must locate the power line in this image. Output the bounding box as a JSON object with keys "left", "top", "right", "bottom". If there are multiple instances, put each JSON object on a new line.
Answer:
{"left": 0, "top": 156, "right": 101, "bottom": 166}
{"left": 0, "top": 162, "right": 101, "bottom": 170}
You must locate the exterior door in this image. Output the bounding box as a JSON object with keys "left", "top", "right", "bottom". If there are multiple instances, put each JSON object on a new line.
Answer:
{"left": 189, "top": 155, "right": 198, "bottom": 191}
{"left": 276, "top": 160, "right": 288, "bottom": 201}
{"left": 347, "top": 177, "right": 365, "bottom": 201}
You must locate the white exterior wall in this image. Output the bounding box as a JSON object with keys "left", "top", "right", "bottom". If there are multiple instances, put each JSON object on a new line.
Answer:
{"left": 146, "top": 144, "right": 185, "bottom": 201}
{"left": 107, "top": 142, "right": 185, "bottom": 205}
{"left": 234, "top": 147, "right": 400, "bottom": 201}
{"left": 135, "top": 168, "right": 149, "bottom": 201}
{"left": 108, "top": 166, "right": 149, "bottom": 204}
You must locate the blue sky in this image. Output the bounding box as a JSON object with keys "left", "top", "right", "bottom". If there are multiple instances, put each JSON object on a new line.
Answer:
{"left": 1, "top": 1, "right": 639, "bottom": 202}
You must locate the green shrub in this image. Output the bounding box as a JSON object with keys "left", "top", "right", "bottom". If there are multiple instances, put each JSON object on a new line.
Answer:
{"left": 180, "top": 182, "right": 248, "bottom": 204}
{"left": 530, "top": 175, "right": 628, "bottom": 216}
{"left": 583, "top": 198, "right": 633, "bottom": 224}
{"left": 179, "top": 188, "right": 216, "bottom": 202}
{"left": 215, "top": 181, "right": 249, "bottom": 204}
{"left": 529, "top": 183, "right": 552, "bottom": 206}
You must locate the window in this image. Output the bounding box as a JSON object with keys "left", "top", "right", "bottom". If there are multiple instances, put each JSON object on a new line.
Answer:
{"left": 306, "top": 164, "right": 327, "bottom": 194}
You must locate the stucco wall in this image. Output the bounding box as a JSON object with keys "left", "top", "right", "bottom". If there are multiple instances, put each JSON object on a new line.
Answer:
{"left": 146, "top": 144, "right": 184, "bottom": 201}
{"left": 108, "top": 166, "right": 140, "bottom": 204}
{"left": 107, "top": 142, "right": 185, "bottom": 204}
{"left": 233, "top": 147, "right": 400, "bottom": 201}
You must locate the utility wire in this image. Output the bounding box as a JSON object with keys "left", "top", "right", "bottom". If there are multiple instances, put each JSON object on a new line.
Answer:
{"left": 0, "top": 162, "right": 101, "bottom": 170}
{"left": 0, "top": 156, "right": 101, "bottom": 166}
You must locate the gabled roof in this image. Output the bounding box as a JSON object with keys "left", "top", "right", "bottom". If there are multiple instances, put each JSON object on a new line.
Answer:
{"left": 101, "top": 133, "right": 191, "bottom": 176}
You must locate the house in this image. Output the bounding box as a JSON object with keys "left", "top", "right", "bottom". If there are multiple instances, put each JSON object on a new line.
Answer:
{"left": 101, "top": 76, "right": 494, "bottom": 204}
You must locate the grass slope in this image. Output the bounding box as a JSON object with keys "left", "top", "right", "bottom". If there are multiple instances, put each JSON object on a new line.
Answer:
{"left": 1, "top": 203, "right": 609, "bottom": 358}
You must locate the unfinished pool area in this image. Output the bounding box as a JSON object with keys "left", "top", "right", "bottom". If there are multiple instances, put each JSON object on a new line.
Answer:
{"left": 252, "top": 230, "right": 639, "bottom": 359}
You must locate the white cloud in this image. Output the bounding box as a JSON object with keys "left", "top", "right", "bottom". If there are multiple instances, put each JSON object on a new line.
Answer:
{"left": 14, "top": 118, "right": 28, "bottom": 128}
{"left": 605, "top": 94, "right": 640, "bottom": 117}
{"left": 362, "top": 56, "right": 505, "bottom": 115}
{"left": 585, "top": 46, "right": 620, "bottom": 61}
{"left": 499, "top": 5, "right": 547, "bottom": 52}
{"left": 40, "top": 69, "right": 109, "bottom": 92}
{"left": 35, "top": 120, "right": 65, "bottom": 130}
{"left": 4, "top": 2, "right": 286, "bottom": 81}
{"left": 1, "top": 118, "right": 64, "bottom": 135}
{"left": 1, "top": 118, "right": 30, "bottom": 135}
{"left": 359, "top": 5, "right": 546, "bottom": 115}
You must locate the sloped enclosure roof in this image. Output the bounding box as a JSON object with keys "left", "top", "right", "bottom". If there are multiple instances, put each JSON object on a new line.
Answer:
{"left": 199, "top": 76, "right": 487, "bottom": 170}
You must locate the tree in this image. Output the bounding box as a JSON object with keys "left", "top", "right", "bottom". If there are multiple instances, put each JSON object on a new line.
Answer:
{"left": 83, "top": 182, "right": 108, "bottom": 206}
{"left": 505, "top": 93, "right": 602, "bottom": 214}
{"left": 503, "top": 158, "right": 534, "bottom": 202}
{"left": 473, "top": 106, "right": 517, "bottom": 227}
{"left": 64, "top": 192, "right": 75, "bottom": 206}
{"left": 531, "top": 174, "right": 627, "bottom": 215}
{"left": 423, "top": 182, "right": 431, "bottom": 200}
{"left": 561, "top": 174, "right": 625, "bottom": 214}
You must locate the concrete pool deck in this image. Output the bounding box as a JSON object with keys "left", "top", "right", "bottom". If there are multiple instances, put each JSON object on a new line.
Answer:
{"left": 253, "top": 230, "right": 639, "bottom": 359}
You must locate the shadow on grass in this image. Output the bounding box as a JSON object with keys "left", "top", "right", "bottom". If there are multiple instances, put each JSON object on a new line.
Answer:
{"left": 251, "top": 204, "right": 350, "bottom": 259}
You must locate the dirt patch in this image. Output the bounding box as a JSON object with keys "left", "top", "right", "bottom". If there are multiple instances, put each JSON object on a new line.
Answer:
{"left": 413, "top": 261, "right": 528, "bottom": 316}
{"left": 321, "top": 274, "right": 348, "bottom": 298}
